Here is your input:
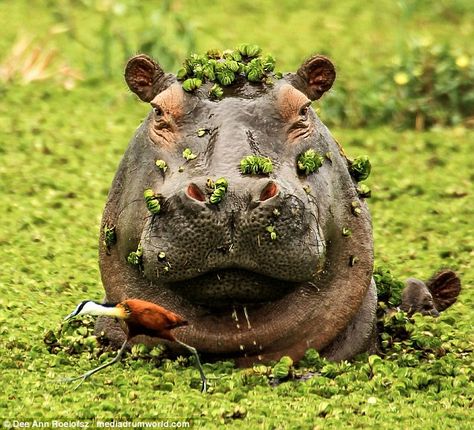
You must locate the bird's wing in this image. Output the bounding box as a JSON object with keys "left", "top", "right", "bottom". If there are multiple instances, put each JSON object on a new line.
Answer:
{"left": 126, "top": 300, "right": 188, "bottom": 331}
{"left": 145, "top": 307, "right": 188, "bottom": 329}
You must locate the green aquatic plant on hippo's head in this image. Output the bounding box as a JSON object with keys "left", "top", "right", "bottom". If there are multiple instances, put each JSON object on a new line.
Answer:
{"left": 350, "top": 155, "right": 371, "bottom": 182}
{"left": 127, "top": 244, "right": 143, "bottom": 266}
{"left": 155, "top": 159, "right": 168, "bottom": 173}
{"left": 182, "top": 148, "right": 197, "bottom": 161}
{"left": 209, "top": 177, "right": 229, "bottom": 204}
{"left": 266, "top": 225, "right": 277, "bottom": 240}
{"left": 143, "top": 189, "right": 161, "bottom": 215}
{"left": 240, "top": 155, "right": 273, "bottom": 175}
{"left": 357, "top": 183, "right": 371, "bottom": 198}
{"left": 181, "top": 78, "right": 202, "bottom": 92}
{"left": 297, "top": 149, "right": 324, "bottom": 175}
{"left": 176, "top": 44, "right": 281, "bottom": 96}
{"left": 102, "top": 224, "right": 116, "bottom": 248}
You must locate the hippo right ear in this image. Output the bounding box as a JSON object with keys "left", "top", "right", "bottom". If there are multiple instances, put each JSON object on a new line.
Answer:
{"left": 292, "top": 55, "right": 336, "bottom": 100}
{"left": 426, "top": 269, "right": 461, "bottom": 312}
{"left": 125, "top": 55, "right": 166, "bottom": 102}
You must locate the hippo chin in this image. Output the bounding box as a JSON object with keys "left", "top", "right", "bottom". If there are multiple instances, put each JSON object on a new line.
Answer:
{"left": 97, "top": 50, "right": 377, "bottom": 366}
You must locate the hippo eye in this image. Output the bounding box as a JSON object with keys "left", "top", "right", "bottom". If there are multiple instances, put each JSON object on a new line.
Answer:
{"left": 153, "top": 106, "right": 164, "bottom": 117}
{"left": 299, "top": 104, "right": 310, "bottom": 119}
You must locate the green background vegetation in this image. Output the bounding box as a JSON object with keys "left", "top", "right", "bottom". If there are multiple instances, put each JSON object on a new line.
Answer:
{"left": 0, "top": 0, "right": 472, "bottom": 428}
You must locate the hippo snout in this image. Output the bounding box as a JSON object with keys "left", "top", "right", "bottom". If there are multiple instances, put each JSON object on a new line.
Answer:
{"left": 140, "top": 177, "right": 325, "bottom": 290}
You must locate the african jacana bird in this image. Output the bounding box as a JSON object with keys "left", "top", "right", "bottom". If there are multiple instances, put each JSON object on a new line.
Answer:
{"left": 63, "top": 299, "right": 207, "bottom": 392}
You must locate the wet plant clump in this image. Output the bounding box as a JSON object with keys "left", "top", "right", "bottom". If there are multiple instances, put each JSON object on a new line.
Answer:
{"left": 208, "top": 177, "right": 229, "bottom": 204}
{"left": 349, "top": 155, "right": 371, "bottom": 182}
{"left": 297, "top": 149, "right": 324, "bottom": 175}
{"left": 144, "top": 189, "right": 161, "bottom": 214}
{"left": 177, "top": 44, "right": 280, "bottom": 96}
{"left": 240, "top": 155, "right": 273, "bottom": 175}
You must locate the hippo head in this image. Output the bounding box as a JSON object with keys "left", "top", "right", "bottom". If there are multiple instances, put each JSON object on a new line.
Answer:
{"left": 98, "top": 50, "right": 377, "bottom": 365}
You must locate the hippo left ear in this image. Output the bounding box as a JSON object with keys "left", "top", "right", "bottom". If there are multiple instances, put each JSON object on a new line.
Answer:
{"left": 125, "top": 54, "right": 166, "bottom": 102}
{"left": 294, "top": 55, "right": 336, "bottom": 100}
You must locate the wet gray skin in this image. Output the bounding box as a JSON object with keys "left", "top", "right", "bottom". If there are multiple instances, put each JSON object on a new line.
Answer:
{"left": 97, "top": 54, "right": 377, "bottom": 365}
{"left": 401, "top": 278, "right": 440, "bottom": 317}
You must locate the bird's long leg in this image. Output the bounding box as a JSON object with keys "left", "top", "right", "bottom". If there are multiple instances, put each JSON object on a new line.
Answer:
{"left": 175, "top": 339, "right": 207, "bottom": 393}
{"left": 62, "top": 339, "right": 128, "bottom": 390}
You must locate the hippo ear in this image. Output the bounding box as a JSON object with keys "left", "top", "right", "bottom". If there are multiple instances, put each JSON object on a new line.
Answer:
{"left": 125, "top": 54, "right": 166, "bottom": 102}
{"left": 295, "top": 55, "right": 336, "bottom": 100}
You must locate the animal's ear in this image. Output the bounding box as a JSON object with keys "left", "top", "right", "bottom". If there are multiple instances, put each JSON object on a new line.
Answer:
{"left": 426, "top": 270, "right": 461, "bottom": 312}
{"left": 294, "top": 55, "right": 336, "bottom": 100}
{"left": 125, "top": 54, "right": 166, "bottom": 102}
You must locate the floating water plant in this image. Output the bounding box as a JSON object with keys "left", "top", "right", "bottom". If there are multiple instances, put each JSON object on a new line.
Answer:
{"left": 182, "top": 148, "right": 197, "bottom": 161}
{"left": 177, "top": 44, "right": 281, "bottom": 95}
{"left": 196, "top": 128, "right": 208, "bottom": 137}
{"left": 240, "top": 155, "right": 273, "bottom": 175}
{"left": 357, "top": 183, "right": 372, "bottom": 198}
{"left": 182, "top": 78, "right": 202, "bottom": 92}
{"left": 351, "top": 201, "right": 362, "bottom": 216}
{"left": 155, "top": 159, "right": 168, "bottom": 173}
{"left": 342, "top": 227, "right": 352, "bottom": 237}
{"left": 350, "top": 155, "right": 371, "bottom": 182}
{"left": 297, "top": 149, "right": 324, "bottom": 175}
{"left": 209, "top": 83, "right": 224, "bottom": 100}
{"left": 272, "top": 355, "right": 293, "bottom": 379}
{"left": 209, "top": 177, "right": 229, "bottom": 204}
{"left": 237, "top": 43, "right": 262, "bottom": 58}
{"left": 127, "top": 244, "right": 143, "bottom": 266}
{"left": 266, "top": 225, "right": 277, "bottom": 240}
{"left": 102, "top": 224, "right": 116, "bottom": 248}
{"left": 144, "top": 189, "right": 161, "bottom": 214}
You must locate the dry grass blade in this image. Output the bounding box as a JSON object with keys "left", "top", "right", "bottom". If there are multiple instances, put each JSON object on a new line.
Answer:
{"left": 0, "top": 32, "right": 82, "bottom": 88}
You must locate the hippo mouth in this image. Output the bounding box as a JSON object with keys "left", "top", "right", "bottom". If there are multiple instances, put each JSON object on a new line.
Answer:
{"left": 169, "top": 268, "right": 301, "bottom": 308}
{"left": 153, "top": 265, "right": 325, "bottom": 364}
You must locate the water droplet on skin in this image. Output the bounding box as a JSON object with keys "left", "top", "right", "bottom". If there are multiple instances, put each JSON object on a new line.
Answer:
{"left": 243, "top": 306, "right": 252, "bottom": 329}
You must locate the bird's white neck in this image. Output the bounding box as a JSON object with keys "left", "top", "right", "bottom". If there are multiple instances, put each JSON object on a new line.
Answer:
{"left": 82, "top": 302, "right": 124, "bottom": 318}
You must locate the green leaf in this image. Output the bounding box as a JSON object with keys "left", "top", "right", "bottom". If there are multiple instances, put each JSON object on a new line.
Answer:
{"left": 297, "top": 149, "right": 324, "bottom": 175}
{"left": 350, "top": 155, "right": 372, "bottom": 182}
{"left": 182, "top": 148, "right": 197, "bottom": 161}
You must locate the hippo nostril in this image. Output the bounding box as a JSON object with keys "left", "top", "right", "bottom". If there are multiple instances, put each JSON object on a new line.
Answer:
{"left": 186, "top": 183, "right": 206, "bottom": 202}
{"left": 260, "top": 181, "right": 279, "bottom": 201}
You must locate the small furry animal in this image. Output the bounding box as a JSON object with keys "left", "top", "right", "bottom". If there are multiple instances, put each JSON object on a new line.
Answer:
{"left": 401, "top": 270, "right": 461, "bottom": 316}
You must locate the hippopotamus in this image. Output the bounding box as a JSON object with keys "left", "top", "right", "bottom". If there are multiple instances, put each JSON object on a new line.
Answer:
{"left": 95, "top": 48, "right": 457, "bottom": 366}
{"left": 401, "top": 269, "right": 461, "bottom": 317}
